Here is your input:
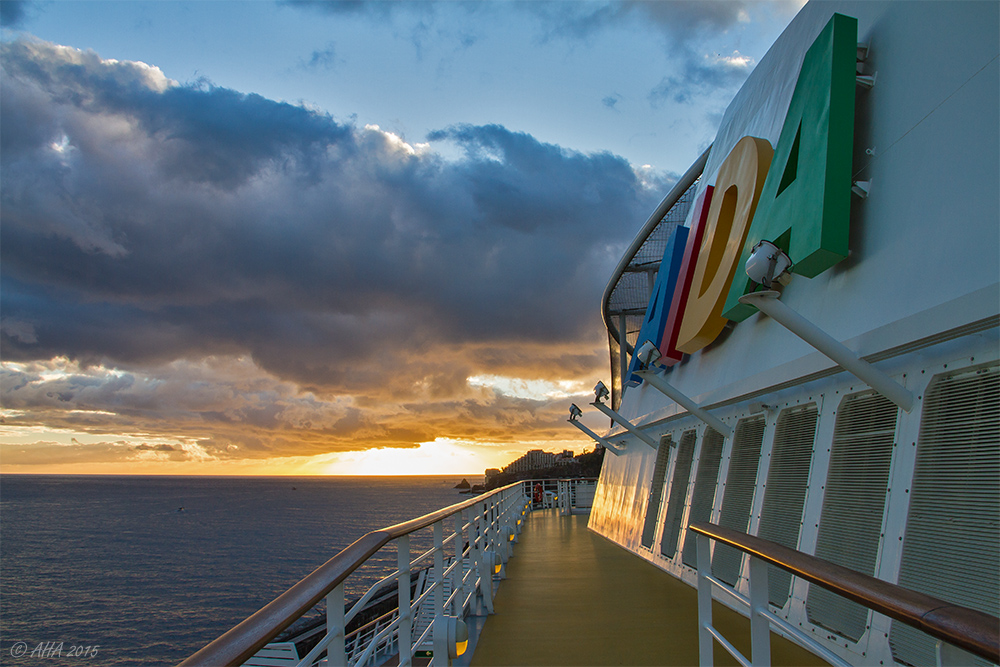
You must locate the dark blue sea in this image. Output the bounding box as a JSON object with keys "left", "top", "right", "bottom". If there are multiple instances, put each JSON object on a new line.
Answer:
{"left": 0, "top": 475, "right": 476, "bottom": 666}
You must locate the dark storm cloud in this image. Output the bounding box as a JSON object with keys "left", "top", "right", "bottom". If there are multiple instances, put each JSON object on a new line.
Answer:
{"left": 0, "top": 38, "right": 666, "bottom": 404}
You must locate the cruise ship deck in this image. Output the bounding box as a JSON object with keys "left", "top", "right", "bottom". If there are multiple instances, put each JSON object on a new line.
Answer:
{"left": 470, "top": 509, "right": 828, "bottom": 666}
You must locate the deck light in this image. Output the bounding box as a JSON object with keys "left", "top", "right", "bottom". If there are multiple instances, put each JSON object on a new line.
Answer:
{"left": 594, "top": 381, "right": 610, "bottom": 403}
{"left": 445, "top": 616, "right": 469, "bottom": 658}
{"left": 745, "top": 240, "right": 792, "bottom": 288}
{"left": 636, "top": 340, "right": 662, "bottom": 368}
{"left": 485, "top": 548, "right": 501, "bottom": 575}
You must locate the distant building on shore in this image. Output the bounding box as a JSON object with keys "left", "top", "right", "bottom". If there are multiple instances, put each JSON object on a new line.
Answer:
{"left": 502, "top": 449, "right": 556, "bottom": 474}
{"left": 484, "top": 468, "right": 502, "bottom": 484}
{"left": 555, "top": 450, "right": 576, "bottom": 465}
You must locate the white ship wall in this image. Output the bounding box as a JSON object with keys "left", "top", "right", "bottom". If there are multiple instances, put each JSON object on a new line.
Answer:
{"left": 589, "top": 2, "right": 999, "bottom": 665}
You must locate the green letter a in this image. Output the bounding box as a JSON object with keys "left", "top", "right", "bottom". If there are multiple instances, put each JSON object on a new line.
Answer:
{"left": 723, "top": 13, "right": 857, "bottom": 321}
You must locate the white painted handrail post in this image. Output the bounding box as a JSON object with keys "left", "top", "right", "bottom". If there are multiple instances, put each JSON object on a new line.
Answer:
{"left": 748, "top": 557, "right": 771, "bottom": 667}
{"left": 453, "top": 510, "right": 464, "bottom": 617}
{"left": 739, "top": 290, "right": 914, "bottom": 411}
{"left": 696, "top": 534, "right": 714, "bottom": 667}
{"left": 397, "top": 535, "right": 412, "bottom": 667}
{"left": 433, "top": 520, "right": 448, "bottom": 665}
{"left": 479, "top": 501, "right": 494, "bottom": 614}
{"left": 326, "top": 582, "right": 347, "bottom": 667}
{"left": 471, "top": 505, "right": 483, "bottom": 615}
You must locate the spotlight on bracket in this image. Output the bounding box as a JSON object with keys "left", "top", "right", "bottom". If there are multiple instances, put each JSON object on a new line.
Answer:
{"left": 745, "top": 240, "right": 792, "bottom": 288}
{"left": 636, "top": 340, "right": 662, "bottom": 369}
{"left": 594, "top": 381, "right": 610, "bottom": 404}
{"left": 569, "top": 403, "right": 584, "bottom": 421}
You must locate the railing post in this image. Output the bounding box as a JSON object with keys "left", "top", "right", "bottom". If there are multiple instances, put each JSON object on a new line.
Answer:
{"left": 482, "top": 501, "right": 494, "bottom": 614}
{"left": 453, "top": 510, "right": 464, "bottom": 617}
{"left": 397, "top": 534, "right": 412, "bottom": 667}
{"left": 748, "top": 556, "right": 771, "bottom": 667}
{"left": 468, "top": 507, "right": 480, "bottom": 616}
{"left": 433, "top": 520, "right": 448, "bottom": 665}
{"left": 696, "top": 533, "right": 714, "bottom": 667}
{"left": 326, "top": 582, "right": 347, "bottom": 667}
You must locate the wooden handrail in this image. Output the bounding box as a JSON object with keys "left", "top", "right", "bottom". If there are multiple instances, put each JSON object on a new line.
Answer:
{"left": 689, "top": 522, "right": 1000, "bottom": 663}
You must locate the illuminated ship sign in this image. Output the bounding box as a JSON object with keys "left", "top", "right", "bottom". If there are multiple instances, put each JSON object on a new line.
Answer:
{"left": 626, "top": 13, "right": 857, "bottom": 386}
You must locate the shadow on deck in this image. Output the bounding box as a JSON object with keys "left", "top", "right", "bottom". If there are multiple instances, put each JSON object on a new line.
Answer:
{"left": 469, "top": 510, "right": 828, "bottom": 666}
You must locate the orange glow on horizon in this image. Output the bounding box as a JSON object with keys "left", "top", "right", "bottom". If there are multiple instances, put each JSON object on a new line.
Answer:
{"left": 0, "top": 437, "right": 595, "bottom": 476}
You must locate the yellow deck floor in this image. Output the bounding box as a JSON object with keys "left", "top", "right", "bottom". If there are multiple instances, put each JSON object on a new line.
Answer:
{"left": 470, "top": 510, "right": 828, "bottom": 667}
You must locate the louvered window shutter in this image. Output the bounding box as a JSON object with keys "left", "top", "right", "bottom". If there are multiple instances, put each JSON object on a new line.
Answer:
{"left": 682, "top": 428, "right": 727, "bottom": 568}
{"left": 807, "top": 391, "right": 897, "bottom": 641}
{"left": 757, "top": 404, "right": 818, "bottom": 608}
{"left": 889, "top": 364, "right": 999, "bottom": 666}
{"left": 641, "top": 435, "right": 672, "bottom": 549}
{"left": 712, "top": 416, "right": 766, "bottom": 586}
{"left": 661, "top": 430, "right": 697, "bottom": 558}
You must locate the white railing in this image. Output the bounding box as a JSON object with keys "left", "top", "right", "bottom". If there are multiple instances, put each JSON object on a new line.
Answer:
{"left": 180, "top": 478, "right": 596, "bottom": 667}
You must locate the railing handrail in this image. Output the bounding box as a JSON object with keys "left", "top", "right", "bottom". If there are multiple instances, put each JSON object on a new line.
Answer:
{"left": 179, "top": 480, "right": 528, "bottom": 667}
{"left": 689, "top": 521, "right": 1000, "bottom": 663}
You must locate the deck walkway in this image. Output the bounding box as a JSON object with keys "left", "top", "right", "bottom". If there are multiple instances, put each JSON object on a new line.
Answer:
{"left": 469, "top": 510, "right": 828, "bottom": 666}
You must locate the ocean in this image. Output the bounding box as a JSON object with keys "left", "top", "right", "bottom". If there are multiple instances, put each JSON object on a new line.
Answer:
{"left": 0, "top": 475, "right": 477, "bottom": 666}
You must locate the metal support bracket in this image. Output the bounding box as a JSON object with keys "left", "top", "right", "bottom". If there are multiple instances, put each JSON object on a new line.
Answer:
{"left": 590, "top": 401, "right": 659, "bottom": 449}
{"left": 738, "top": 290, "right": 914, "bottom": 411}
{"left": 568, "top": 418, "right": 625, "bottom": 455}
{"left": 852, "top": 180, "right": 871, "bottom": 199}
{"left": 634, "top": 369, "right": 734, "bottom": 438}
{"left": 856, "top": 72, "right": 877, "bottom": 89}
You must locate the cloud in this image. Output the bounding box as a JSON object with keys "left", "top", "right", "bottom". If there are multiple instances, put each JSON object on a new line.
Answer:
{"left": 649, "top": 50, "right": 755, "bottom": 106}
{"left": 302, "top": 44, "right": 338, "bottom": 70}
{"left": 281, "top": 1, "right": 799, "bottom": 45}
{"left": 0, "top": 0, "right": 29, "bottom": 28}
{"left": 601, "top": 94, "right": 621, "bottom": 111}
{"left": 0, "top": 38, "right": 669, "bottom": 463}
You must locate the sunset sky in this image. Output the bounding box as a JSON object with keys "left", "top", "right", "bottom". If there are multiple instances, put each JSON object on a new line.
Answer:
{"left": 0, "top": 0, "right": 801, "bottom": 475}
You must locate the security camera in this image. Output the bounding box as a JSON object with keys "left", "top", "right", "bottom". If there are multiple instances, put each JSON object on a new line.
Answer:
{"left": 594, "top": 381, "right": 610, "bottom": 403}
{"left": 745, "top": 240, "right": 792, "bottom": 288}
{"left": 636, "top": 340, "right": 662, "bottom": 368}
{"left": 569, "top": 403, "right": 583, "bottom": 421}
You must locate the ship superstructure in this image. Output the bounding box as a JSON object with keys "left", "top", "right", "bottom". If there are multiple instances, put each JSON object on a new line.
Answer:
{"left": 583, "top": 2, "right": 999, "bottom": 665}
{"left": 182, "top": 3, "right": 998, "bottom": 666}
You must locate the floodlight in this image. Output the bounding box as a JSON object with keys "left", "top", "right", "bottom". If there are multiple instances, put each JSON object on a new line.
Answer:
{"left": 745, "top": 240, "right": 792, "bottom": 288}
{"left": 636, "top": 340, "right": 662, "bottom": 368}
{"left": 569, "top": 403, "right": 584, "bottom": 421}
{"left": 594, "top": 381, "right": 610, "bottom": 403}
